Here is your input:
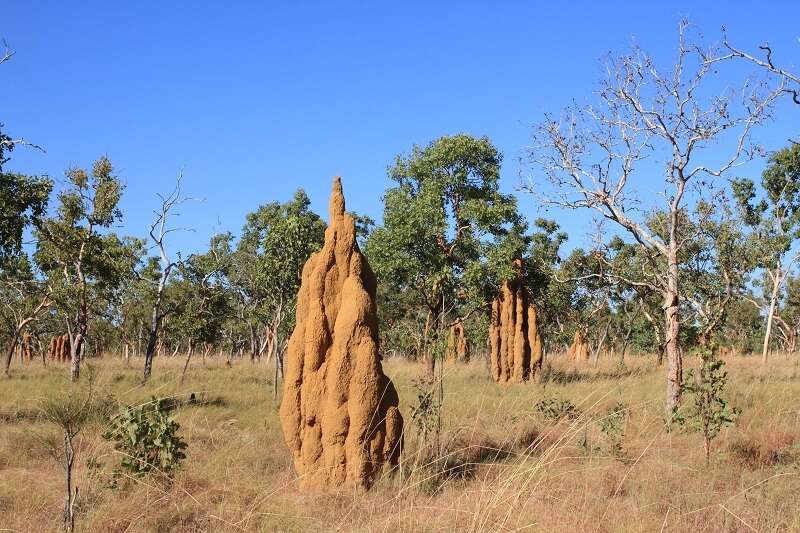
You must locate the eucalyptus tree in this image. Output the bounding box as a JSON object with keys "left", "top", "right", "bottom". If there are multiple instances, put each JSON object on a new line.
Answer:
{"left": 733, "top": 144, "right": 800, "bottom": 363}
{"left": 170, "top": 235, "right": 232, "bottom": 380}
{"left": 551, "top": 247, "right": 610, "bottom": 356}
{"left": 35, "top": 157, "right": 140, "bottom": 380}
{"left": 526, "top": 21, "right": 784, "bottom": 411}
{"left": 521, "top": 218, "right": 569, "bottom": 352}
{"left": 229, "top": 189, "right": 325, "bottom": 366}
{"left": 365, "top": 134, "right": 525, "bottom": 376}
{"left": 0, "top": 130, "right": 53, "bottom": 376}
{"left": 775, "top": 274, "right": 800, "bottom": 353}
{"left": 0, "top": 126, "right": 51, "bottom": 266}
{"left": 2, "top": 253, "right": 52, "bottom": 375}
{"left": 600, "top": 237, "right": 666, "bottom": 360}
{"left": 117, "top": 256, "right": 159, "bottom": 361}
{"left": 676, "top": 199, "right": 755, "bottom": 347}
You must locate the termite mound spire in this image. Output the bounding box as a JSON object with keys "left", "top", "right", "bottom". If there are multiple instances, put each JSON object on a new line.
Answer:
{"left": 489, "top": 259, "right": 542, "bottom": 382}
{"left": 279, "top": 177, "right": 404, "bottom": 490}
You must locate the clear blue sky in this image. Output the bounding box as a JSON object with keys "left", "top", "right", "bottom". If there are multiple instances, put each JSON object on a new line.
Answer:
{"left": 3, "top": 2, "right": 799, "bottom": 256}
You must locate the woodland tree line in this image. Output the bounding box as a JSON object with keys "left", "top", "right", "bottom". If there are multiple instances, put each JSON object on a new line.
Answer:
{"left": 2, "top": 24, "right": 799, "bottom": 411}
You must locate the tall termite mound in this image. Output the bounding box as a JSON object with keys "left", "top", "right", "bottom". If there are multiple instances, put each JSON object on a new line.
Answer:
{"left": 489, "top": 259, "right": 543, "bottom": 382}
{"left": 568, "top": 330, "right": 589, "bottom": 361}
{"left": 48, "top": 334, "right": 71, "bottom": 362}
{"left": 446, "top": 319, "right": 469, "bottom": 363}
{"left": 20, "top": 333, "right": 33, "bottom": 362}
{"left": 279, "top": 177, "right": 403, "bottom": 491}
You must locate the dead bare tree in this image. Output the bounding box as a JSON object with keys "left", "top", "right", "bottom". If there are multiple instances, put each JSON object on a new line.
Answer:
{"left": 0, "top": 39, "right": 45, "bottom": 154}
{"left": 142, "top": 173, "right": 192, "bottom": 382}
{"left": 525, "top": 20, "right": 784, "bottom": 412}
{"left": 716, "top": 30, "right": 799, "bottom": 145}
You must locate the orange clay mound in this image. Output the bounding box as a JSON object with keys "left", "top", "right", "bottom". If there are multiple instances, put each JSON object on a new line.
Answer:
{"left": 489, "top": 259, "right": 543, "bottom": 382}
{"left": 568, "top": 329, "right": 589, "bottom": 362}
{"left": 279, "top": 177, "right": 403, "bottom": 491}
{"left": 446, "top": 319, "right": 470, "bottom": 363}
{"left": 20, "top": 333, "right": 33, "bottom": 361}
{"left": 48, "top": 334, "right": 70, "bottom": 362}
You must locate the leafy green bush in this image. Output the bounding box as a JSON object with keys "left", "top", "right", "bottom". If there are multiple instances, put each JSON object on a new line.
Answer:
{"left": 103, "top": 397, "right": 187, "bottom": 479}
{"left": 599, "top": 401, "right": 628, "bottom": 458}
{"left": 410, "top": 379, "right": 440, "bottom": 443}
{"left": 534, "top": 396, "right": 581, "bottom": 422}
{"left": 674, "top": 349, "right": 740, "bottom": 461}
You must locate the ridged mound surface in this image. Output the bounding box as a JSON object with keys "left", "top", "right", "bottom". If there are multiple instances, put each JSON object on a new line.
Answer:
{"left": 48, "top": 334, "right": 70, "bottom": 362}
{"left": 279, "top": 177, "right": 403, "bottom": 490}
{"left": 489, "top": 260, "right": 542, "bottom": 382}
{"left": 446, "top": 319, "right": 470, "bottom": 363}
{"left": 568, "top": 330, "right": 589, "bottom": 361}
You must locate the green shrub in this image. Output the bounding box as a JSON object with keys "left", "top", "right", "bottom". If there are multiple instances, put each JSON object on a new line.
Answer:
{"left": 103, "top": 397, "right": 187, "bottom": 479}
{"left": 674, "top": 348, "right": 740, "bottom": 461}
{"left": 599, "top": 401, "right": 628, "bottom": 458}
{"left": 534, "top": 396, "right": 581, "bottom": 422}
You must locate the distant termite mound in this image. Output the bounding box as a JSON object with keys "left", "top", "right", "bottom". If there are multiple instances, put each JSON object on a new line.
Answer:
{"left": 48, "top": 334, "right": 71, "bottom": 362}
{"left": 279, "top": 177, "right": 403, "bottom": 491}
{"left": 568, "top": 330, "right": 589, "bottom": 361}
{"left": 20, "top": 333, "right": 33, "bottom": 362}
{"left": 446, "top": 319, "right": 469, "bottom": 363}
{"left": 488, "top": 259, "right": 543, "bottom": 382}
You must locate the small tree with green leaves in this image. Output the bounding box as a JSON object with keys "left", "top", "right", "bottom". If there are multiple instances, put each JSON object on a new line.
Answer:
{"left": 35, "top": 157, "right": 139, "bottom": 381}
{"left": 365, "top": 134, "right": 525, "bottom": 377}
{"left": 534, "top": 396, "right": 581, "bottom": 423}
{"left": 103, "top": 397, "right": 187, "bottom": 481}
{"left": 598, "top": 401, "right": 629, "bottom": 459}
{"left": 674, "top": 348, "right": 740, "bottom": 462}
{"left": 733, "top": 144, "right": 800, "bottom": 364}
{"left": 228, "top": 189, "right": 324, "bottom": 393}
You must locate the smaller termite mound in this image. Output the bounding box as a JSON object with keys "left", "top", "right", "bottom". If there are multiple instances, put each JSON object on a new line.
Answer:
{"left": 568, "top": 330, "right": 589, "bottom": 362}
{"left": 446, "top": 319, "right": 470, "bottom": 363}
{"left": 20, "top": 333, "right": 34, "bottom": 362}
{"left": 48, "top": 334, "right": 71, "bottom": 362}
{"left": 488, "top": 259, "right": 543, "bottom": 382}
{"left": 279, "top": 177, "right": 403, "bottom": 491}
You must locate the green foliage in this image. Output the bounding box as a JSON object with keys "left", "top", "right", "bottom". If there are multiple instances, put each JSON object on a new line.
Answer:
{"left": 598, "top": 401, "right": 628, "bottom": 458}
{"left": 0, "top": 125, "right": 52, "bottom": 266}
{"left": 674, "top": 348, "right": 741, "bottom": 461}
{"left": 534, "top": 396, "right": 581, "bottom": 422}
{"left": 367, "top": 135, "right": 524, "bottom": 309}
{"left": 733, "top": 144, "right": 800, "bottom": 256}
{"left": 168, "top": 237, "right": 232, "bottom": 347}
{"left": 34, "top": 157, "right": 143, "bottom": 361}
{"left": 228, "top": 189, "right": 325, "bottom": 355}
{"left": 39, "top": 379, "right": 105, "bottom": 438}
{"left": 0, "top": 172, "right": 52, "bottom": 267}
{"left": 409, "top": 378, "right": 440, "bottom": 443}
{"left": 103, "top": 397, "right": 187, "bottom": 478}
{"left": 366, "top": 134, "right": 529, "bottom": 364}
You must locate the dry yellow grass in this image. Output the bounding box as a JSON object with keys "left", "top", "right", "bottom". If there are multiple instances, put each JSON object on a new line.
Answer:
{"left": 1, "top": 353, "right": 799, "bottom": 532}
